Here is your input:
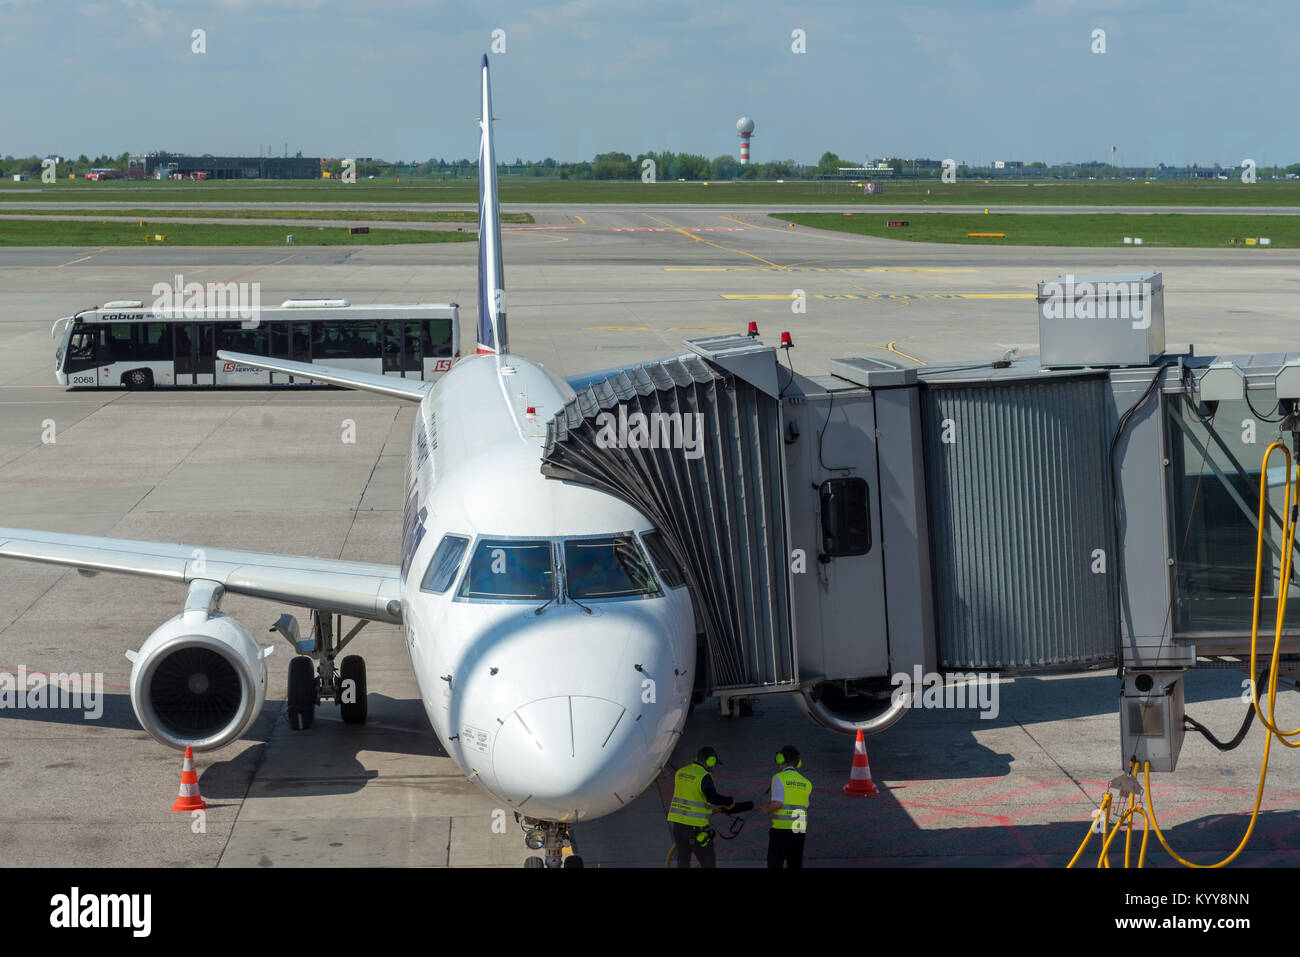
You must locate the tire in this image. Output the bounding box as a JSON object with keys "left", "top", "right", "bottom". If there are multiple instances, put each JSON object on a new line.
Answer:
{"left": 123, "top": 369, "right": 153, "bottom": 390}
{"left": 524, "top": 856, "right": 545, "bottom": 869}
{"left": 339, "top": 655, "right": 367, "bottom": 725}
{"left": 562, "top": 855, "right": 584, "bottom": 868}
{"left": 287, "top": 655, "right": 316, "bottom": 730}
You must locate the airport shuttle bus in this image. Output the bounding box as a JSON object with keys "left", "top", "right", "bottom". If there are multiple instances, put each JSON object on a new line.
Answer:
{"left": 52, "top": 300, "right": 459, "bottom": 388}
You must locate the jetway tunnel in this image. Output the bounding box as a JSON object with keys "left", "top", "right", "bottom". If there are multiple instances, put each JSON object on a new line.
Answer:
{"left": 542, "top": 275, "right": 1300, "bottom": 768}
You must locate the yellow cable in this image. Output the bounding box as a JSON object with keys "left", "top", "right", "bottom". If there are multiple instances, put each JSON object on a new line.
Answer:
{"left": 1249, "top": 442, "right": 1300, "bottom": 745}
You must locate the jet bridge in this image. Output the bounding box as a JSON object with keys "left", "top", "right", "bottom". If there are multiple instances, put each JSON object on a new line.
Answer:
{"left": 542, "top": 274, "right": 1300, "bottom": 762}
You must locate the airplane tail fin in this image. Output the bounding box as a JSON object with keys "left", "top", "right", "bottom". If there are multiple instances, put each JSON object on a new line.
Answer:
{"left": 476, "top": 54, "right": 508, "bottom": 355}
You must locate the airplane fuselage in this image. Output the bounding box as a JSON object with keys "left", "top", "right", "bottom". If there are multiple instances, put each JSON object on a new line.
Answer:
{"left": 396, "top": 353, "right": 695, "bottom": 822}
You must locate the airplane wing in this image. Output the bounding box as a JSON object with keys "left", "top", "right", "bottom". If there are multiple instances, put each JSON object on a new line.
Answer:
{"left": 217, "top": 350, "right": 431, "bottom": 402}
{"left": 0, "top": 527, "right": 403, "bottom": 624}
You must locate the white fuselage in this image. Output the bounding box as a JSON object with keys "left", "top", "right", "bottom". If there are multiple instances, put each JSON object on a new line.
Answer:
{"left": 397, "top": 353, "right": 695, "bottom": 822}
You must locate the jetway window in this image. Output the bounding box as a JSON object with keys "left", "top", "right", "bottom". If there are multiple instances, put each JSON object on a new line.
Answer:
{"left": 1166, "top": 394, "right": 1300, "bottom": 633}
{"left": 820, "top": 477, "right": 871, "bottom": 557}
{"left": 459, "top": 539, "right": 555, "bottom": 601}
{"left": 564, "top": 536, "right": 661, "bottom": 600}
{"left": 421, "top": 534, "right": 470, "bottom": 594}
{"left": 641, "top": 530, "right": 685, "bottom": 588}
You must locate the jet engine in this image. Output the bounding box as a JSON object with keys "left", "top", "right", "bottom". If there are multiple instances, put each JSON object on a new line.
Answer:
{"left": 126, "top": 602, "right": 270, "bottom": 752}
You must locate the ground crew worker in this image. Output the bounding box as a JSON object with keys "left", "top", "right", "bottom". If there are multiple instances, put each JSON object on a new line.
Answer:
{"left": 667, "top": 746, "right": 734, "bottom": 868}
{"left": 759, "top": 745, "right": 811, "bottom": 868}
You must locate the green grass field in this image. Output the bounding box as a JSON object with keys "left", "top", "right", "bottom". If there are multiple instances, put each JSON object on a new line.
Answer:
{"left": 0, "top": 220, "right": 477, "bottom": 246}
{"left": 0, "top": 207, "right": 532, "bottom": 223}
{"left": 774, "top": 212, "right": 1300, "bottom": 248}
{"left": 3, "top": 177, "right": 1299, "bottom": 207}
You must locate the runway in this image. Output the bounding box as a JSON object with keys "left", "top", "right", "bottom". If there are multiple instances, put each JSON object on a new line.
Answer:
{"left": 1, "top": 205, "right": 1298, "bottom": 867}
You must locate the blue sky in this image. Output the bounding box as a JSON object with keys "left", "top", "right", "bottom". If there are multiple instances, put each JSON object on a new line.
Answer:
{"left": 2, "top": 0, "right": 1297, "bottom": 167}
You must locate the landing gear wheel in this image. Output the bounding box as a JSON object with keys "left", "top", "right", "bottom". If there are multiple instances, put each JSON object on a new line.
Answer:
{"left": 524, "top": 856, "right": 545, "bottom": 869}
{"left": 339, "top": 654, "right": 367, "bottom": 725}
{"left": 124, "top": 369, "right": 153, "bottom": 390}
{"left": 562, "top": 856, "right": 584, "bottom": 868}
{"left": 287, "top": 655, "right": 316, "bottom": 730}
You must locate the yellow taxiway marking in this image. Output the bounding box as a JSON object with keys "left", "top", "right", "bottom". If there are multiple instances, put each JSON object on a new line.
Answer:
{"left": 54, "top": 248, "right": 107, "bottom": 267}
{"left": 887, "top": 341, "right": 926, "bottom": 364}
{"left": 575, "top": 215, "right": 587, "bottom": 225}
{"left": 643, "top": 213, "right": 785, "bottom": 269}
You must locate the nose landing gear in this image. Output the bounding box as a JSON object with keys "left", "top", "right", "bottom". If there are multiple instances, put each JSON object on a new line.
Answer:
{"left": 519, "top": 816, "right": 584, "bottom": 868}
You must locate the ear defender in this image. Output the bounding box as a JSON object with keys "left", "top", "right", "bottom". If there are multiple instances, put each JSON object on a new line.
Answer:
{"left": 705, "top": 754, "right": 716, "bottom": 768}
{"left": 775, "top": 751, "right": 785, "bottom": 765}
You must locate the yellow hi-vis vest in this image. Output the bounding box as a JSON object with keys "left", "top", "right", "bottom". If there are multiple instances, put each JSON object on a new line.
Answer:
{"left": 667, "top": 762, "right": 713, "bottom": 826}
{"left": 771, "top": 768, "right": 812, "bottom": 831}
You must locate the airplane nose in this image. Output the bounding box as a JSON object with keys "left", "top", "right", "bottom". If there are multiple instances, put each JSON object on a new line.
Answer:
{"left": 491, "top": 695, "right": 650, "bottom": 821}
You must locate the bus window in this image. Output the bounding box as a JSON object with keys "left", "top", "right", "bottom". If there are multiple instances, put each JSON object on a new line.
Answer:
{"left": 105, "top": 324, "right": 132, "bottom": 362}
{"left": 346, "top": 321, "right": 380, "bottom": 358}
{"left": 269, "top": 322, "right": 290, "bottom": 358}
{"left": 423, "top": 319, "right": 453, "bottom": 358}
{"left": 219, "top": 324, "right": 267, "bottom": 355}
{"left": 138, "top": 323, "right": 171, "bottom": 361}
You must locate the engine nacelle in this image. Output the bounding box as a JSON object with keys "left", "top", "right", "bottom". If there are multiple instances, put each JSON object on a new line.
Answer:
{"left": 127, "top": 610, "right": 269, "bottom": 752}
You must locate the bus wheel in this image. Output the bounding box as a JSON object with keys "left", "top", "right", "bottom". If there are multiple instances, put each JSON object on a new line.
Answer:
{"left": 124, "top": 369, "right": 153, "bottom": 390}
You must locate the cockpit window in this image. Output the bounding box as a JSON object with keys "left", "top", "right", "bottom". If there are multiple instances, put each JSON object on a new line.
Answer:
{"left": 641, "top": 530, "right": 686, "bottom": 588}
{"left": 565, "top": 536, "right": 661, "bottom": 600}
{"left": 458, "top": 539, "right": 555, "bottom": 600}
{"left": 421, "top": 534, "right": 470, "bottom": 594}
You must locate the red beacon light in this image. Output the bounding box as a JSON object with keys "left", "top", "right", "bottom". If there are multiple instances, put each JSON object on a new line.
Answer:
{"left": 780, "top": 331, "right": 794, "bottom": 349}
{"left": 525, "top": 406, "right": 536, "bottom": 416}
{"left": 747, "top": 321, "right": 759, "bottom": 338}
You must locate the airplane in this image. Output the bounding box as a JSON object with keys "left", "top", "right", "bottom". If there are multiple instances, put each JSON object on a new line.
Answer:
{"left": 0, "top": 55, "right": 697, "bottom": 869}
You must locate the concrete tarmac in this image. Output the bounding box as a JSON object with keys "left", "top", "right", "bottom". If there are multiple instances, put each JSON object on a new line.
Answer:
{"left": 1, "top": 206, "right": 1298, "bottom": 867}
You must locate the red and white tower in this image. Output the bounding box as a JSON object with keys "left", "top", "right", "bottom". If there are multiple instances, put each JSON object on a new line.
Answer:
{"left": 737, "top": 116, "right": 755, "bottom": 165}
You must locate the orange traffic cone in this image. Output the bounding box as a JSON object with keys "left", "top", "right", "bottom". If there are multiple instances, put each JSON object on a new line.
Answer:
{"left": 171, "top": 745, "right": 207, "bottom": 812}
{"left": 843, "top": 729, "right": 880, "bottom": 796}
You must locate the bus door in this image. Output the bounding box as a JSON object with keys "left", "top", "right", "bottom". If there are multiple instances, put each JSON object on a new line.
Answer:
{"left": 62, "top": 325, "right": 104, "bottom": 387}
{"left": 268, "top": 322, "right": 312, "bottom": 384}
{"left": 381, "top": 320, "right": 424, "bottom": 378}
{"left": 174, "top": 324, "right": 215, "bottom": 386}
{"left": 382, "top": 321, "right": 404, "bottom": 377}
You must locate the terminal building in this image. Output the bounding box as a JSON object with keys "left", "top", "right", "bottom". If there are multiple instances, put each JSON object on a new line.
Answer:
{"left": 129, "top": 153, "right": 321, "bottom": 180}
